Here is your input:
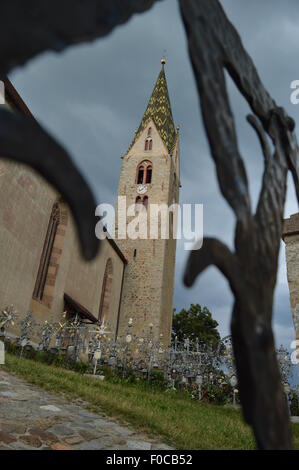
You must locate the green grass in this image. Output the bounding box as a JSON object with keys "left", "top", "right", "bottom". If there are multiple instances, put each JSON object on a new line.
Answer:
{"left": 3, "top": 353, "right": 299, "bottom": 450}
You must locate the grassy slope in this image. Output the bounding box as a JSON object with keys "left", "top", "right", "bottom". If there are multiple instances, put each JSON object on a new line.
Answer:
{"left": 3, "top": 353, "right": 299, "bottom": 450}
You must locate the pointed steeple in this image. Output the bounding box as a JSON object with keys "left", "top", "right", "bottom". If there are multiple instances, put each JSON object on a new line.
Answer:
{"left": 129, "top": 59, "right": 176, "bottom": 154}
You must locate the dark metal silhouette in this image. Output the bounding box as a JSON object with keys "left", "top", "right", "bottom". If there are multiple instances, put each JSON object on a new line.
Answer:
{"left": 0, "top": 0, "right": 297, "bottom": 449}
{"left": 180, "top": 0, "right": 299, "bottom": 449}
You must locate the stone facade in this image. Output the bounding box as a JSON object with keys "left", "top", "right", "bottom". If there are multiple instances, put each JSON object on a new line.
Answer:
{"left": 0, "top": 79, "right": 125, "bottom": 340}
{"left": 283, "top": 212, "right": 299, "bottom": 340}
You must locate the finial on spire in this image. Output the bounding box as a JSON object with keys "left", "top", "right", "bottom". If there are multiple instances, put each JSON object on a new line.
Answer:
{"left": 161, "top": 56, "right": 166, "bottom": 67}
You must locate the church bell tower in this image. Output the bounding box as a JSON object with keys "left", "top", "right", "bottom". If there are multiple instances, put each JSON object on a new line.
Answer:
{"left": 115, "top": 59, "right": 180, "bottom": 346}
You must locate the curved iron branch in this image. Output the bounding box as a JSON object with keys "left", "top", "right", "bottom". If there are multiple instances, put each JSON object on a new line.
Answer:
{"left": 179, "top": 0, "right": 295, "bottom": 449}
{"left": 0, "top": 0, "right": 158, "bottom": 75}
{"left": 183, "top": 237, "right": 241, "bottom": 299}
{"left": 0, "top": 109, "right": 99, "bottom": 261}
{"left": 179, "top": 0, "right": 251, "bottom": 226}
{"left": 247, "top": 114, "right": 271, "bottom": 166}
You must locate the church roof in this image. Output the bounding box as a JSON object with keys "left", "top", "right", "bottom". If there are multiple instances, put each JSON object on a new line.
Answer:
{"left": 128, "top": 61, "right": 176, "bottom": 154}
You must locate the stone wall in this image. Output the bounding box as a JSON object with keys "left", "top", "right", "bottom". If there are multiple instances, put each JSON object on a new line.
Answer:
{"left": 283, "top": 212, "right": 299, "bottom": 341}
{"left": 0, "top": 81, "right": 125, "bottom": 340}
{"left": 0, "top": 155, "right": 125, "bottom": 338}
{"left": 63, "top": 221, "right": 125, "bottom": 336}
{"left": 0, "top": 158, "right": 58, "bottom": 330}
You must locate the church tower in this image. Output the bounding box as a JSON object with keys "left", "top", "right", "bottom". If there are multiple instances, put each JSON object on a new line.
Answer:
{"left": 115, "top": 59, "right": 180, "bottom": 346}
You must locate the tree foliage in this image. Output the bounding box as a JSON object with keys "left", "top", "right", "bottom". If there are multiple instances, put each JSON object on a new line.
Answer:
{"left": 172, "top": 304, "right": 220, "bottom": 346}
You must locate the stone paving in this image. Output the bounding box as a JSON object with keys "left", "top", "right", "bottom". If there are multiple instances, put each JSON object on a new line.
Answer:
{"left": 0, "top": 369, "right": 174, "bottom": 450}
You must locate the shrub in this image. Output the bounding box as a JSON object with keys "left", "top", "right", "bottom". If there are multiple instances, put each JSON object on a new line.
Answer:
{"left": 4, "top": 338, "right": 92, "bottom": 375}
{"left": 4, "top": 339, "right": 20, "bottom": 355}
{"left": 4, "top": 338, "right": 234, "bottom": 406}
{"left": 290, "top": 391, "right": 299, "bottom": 416}
{"left": 148, "top": 369, "right": 168, "bottom": 390}
{"left": 202, "top": 383, "right": 233, "bottom": 405}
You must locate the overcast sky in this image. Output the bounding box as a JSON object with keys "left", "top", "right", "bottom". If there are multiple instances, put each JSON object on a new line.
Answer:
{"left": 9, "top": 0, "right": 299, "bottom": 353}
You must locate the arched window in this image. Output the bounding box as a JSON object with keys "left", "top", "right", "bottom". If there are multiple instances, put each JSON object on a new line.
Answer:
{"left": 146, "top": 165, "right": 152, "bottom": 184}
{"left": 145, "top": 137, "right": 153, "bottom": 151}
{"left": 136, "top": 161, "right": 153, "bottom": 184}
{"left": 137, "top": 165, "right": 144, "bottom": 184}
{"left": 148, "top": 127, "right": 152, "bottom": 136}
{"left": 99, "top": 258, "right": 113, "bottom": 323}
{"left": 33, "top": 201, "right": 67, "bottom": 305}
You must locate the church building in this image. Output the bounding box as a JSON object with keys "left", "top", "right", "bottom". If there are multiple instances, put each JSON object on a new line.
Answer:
{"left": 0, "top": 59, "right": 179, "bottom": 347}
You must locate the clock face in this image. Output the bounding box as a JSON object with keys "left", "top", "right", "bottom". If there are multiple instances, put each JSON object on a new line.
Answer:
{"left": 137, "top": 184, "right": 148, "bottom": 194}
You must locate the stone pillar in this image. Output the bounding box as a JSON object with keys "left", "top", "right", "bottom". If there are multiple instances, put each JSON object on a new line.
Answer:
{"left": 283, "top": 213, "right": 299, "bottom": 349}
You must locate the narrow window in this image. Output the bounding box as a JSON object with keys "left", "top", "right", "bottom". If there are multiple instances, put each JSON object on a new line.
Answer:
{"left": 33, "top": 203, "right": 60, "bottom": 301}
{"left": 146, "top": 166, "right": 152, "bottom": 184}
{"left": 99, "top": 258, "right": 113, "bottom": 322}
{"left": 136, "top": 161, "right": 153, "bottom": 184}
{"left": 148, "top": 127, "right": 152, "bottom": 136}
{"left": 145, "top": 137, "right": 153, "bottom": 151}
{"left": 133, "top": 249, "right": 137, "bottom": 258}
{"left": 137, "top": 166, "right": 144, "bottom": 184}
{"left": 170, "top": 212, "right": 174, "bottom": 238}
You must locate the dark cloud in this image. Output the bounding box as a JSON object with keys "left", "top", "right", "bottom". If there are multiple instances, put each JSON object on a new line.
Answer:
{"left": 9, "top": 0, "right": 298, "bottom": 352}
